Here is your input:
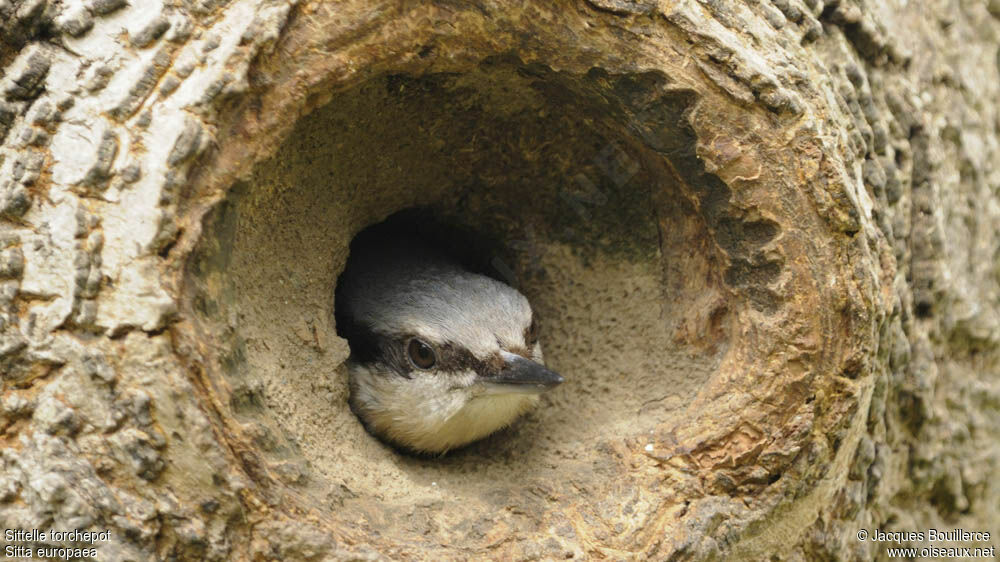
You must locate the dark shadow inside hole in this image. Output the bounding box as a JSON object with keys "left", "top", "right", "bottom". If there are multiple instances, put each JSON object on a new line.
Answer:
{"left": 337, "top": 208, "right": 509, "bottom": 287}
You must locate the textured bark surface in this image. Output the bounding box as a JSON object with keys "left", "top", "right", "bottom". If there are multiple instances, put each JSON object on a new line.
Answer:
{"left": 0, "top": 0, "right": 998, "bottom": 560}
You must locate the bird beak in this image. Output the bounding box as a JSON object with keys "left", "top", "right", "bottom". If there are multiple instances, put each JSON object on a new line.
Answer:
{"left": 481, "top": 351, "right": 564, "bottom": 394}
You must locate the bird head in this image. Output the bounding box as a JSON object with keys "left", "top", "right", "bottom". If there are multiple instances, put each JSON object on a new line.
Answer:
{"left": 336, "top": 248, "right": 563, "bottom": 454}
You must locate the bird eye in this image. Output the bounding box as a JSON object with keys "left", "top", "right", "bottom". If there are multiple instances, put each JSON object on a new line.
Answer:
{"left": 406, "top": 338, "right": 437, "bottom": 369}
{"left": 527, "top": 317, "right": 540, "bottom": 345}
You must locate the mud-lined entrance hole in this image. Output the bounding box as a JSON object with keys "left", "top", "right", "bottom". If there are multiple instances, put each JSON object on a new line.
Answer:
{"left": 184, "top": 59, "right": 732, "bottom": 520}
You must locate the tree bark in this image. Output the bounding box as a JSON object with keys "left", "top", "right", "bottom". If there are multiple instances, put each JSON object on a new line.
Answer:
{"left": 1, "top": 0, "right": 998, "bottom": 560}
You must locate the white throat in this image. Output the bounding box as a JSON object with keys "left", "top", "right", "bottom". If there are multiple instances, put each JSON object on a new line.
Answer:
{"left": 348, "top": 363, "right": 540, "bottom": 453}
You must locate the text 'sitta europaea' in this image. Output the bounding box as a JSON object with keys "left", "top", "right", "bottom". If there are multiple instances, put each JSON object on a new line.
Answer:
{"left": 336, "top": 238, "right": 563, "bottom": 454}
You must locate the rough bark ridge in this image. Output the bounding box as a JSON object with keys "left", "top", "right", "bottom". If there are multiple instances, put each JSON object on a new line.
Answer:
{"left": 0, "top": 0, "right": 997, "bottom": 560}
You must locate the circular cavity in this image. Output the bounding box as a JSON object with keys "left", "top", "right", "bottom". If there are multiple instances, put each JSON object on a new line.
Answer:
{"left": 184, "top": 59, "right": 730, "bottom": 528}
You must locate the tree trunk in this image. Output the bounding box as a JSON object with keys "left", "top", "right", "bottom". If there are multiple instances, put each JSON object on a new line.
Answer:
{"left": 1, "top": 0, "right": 998, "bottom": 559}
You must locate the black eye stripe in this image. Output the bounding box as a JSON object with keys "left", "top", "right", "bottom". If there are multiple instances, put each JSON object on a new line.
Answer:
{"left": 434, "top": 342, "right": 504, "bottom": 375}
{"left": 340, "top": 321, "right": 506, "bottom": 378}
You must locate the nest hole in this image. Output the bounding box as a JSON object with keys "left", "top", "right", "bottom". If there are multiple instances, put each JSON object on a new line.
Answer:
{"left": 184, "top": 59, "right": 731, "bottom": 519}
